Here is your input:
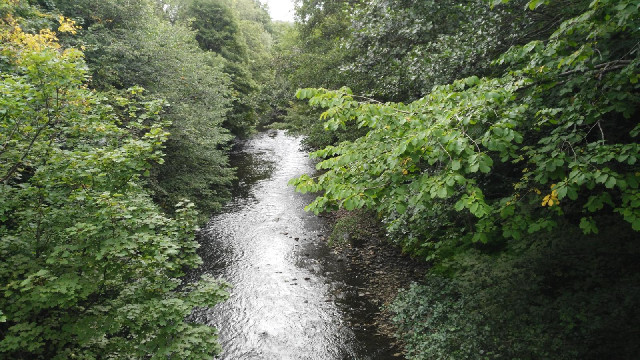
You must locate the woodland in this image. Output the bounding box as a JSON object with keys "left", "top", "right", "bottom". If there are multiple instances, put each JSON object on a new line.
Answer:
{"left": 1, "top": 0, "right": 639, "bottom": 359}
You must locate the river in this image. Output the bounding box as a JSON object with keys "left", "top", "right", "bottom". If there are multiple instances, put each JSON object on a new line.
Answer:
{"left": 187, "top": 130, "right": 397, "bottom": 359}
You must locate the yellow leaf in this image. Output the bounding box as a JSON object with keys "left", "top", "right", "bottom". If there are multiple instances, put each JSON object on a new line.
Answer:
{"left": 58, "top": 16, "right": 78, "bottom": 34}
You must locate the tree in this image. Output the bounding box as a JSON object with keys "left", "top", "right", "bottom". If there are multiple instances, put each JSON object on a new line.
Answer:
{"left": 279, "top": 0, "right": 590, "bottom": 148}
{"left": 231, "top": 0, "right": 277, "bottom": 125}
{"left": 343, "top": 0, "right": 590, "bottom": 101}
{"left": 293, "top": 0, "right": 639, "bottom": 264}
{"left": 0, "top": 5, "right": 228, "bottom": 358}
{"left": 267, "top": 0, "right": 369, "bottom": 148}
{"left": 182, "top": 0, "right": 260, "bottom": 137}
{"left": 46, "top": 0, "right": 236, "bottom": 214}
{"left": 292, "top": 0, "right": 640, "bottom": 357}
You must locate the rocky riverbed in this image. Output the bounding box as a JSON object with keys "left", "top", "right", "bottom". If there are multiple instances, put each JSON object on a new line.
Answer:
{"left": 320, "top": 210, "right": 431, "bottom": 355}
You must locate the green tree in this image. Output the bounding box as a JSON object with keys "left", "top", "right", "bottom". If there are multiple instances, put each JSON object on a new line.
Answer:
{"left": 269, "top": 0, "right": 368, "bottom": 148}
{"left": 187, "top": 0, "right": 247, "bottom": 61}
{"left": 293, "top": 0, "right": 639, "bottom": 260}
{"left": 182, "top": 0, "right": 259, "bottom": 137}
{"left": 0, "top": 6, "right": 228, "bottom": 358}
{"left": 231, "top": 0, "right": 277, "bottom": 126}
{"left": 343, "top": 0, "right": 589, "bottom": 101}
{"left": 292, "top": 0, "right": 640, "bottom": 356}
{"left": 46, "top": 0, "right": 236, "bottom": 214}
{"left": 279, "top": 0, "right": 589, "bottom": 148}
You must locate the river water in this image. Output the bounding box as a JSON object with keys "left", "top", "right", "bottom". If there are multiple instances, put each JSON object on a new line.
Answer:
{"left": 188, "top": 130, "right": 397, "bottom": 359}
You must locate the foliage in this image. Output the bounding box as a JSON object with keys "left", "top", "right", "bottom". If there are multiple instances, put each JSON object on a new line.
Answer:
{"left": 231, "top": 0, "right": 277, "bottom": 125}
{"left": 292, "top": 0, "right": 640, "bottom": 259}
{"left": 281, "top": 100, "right": 367, "bottom": 150}
{"left": 180, "top": 0, "right": 275, "bottom": 137}
{"left": 187, "top": 0, "right": 248, "bottom": 62}
{"left": 257, "top": 22, "right": 297, "bottom": 125}
{"left": 391, "top": 228, "right": 640, "bottom": 359}
{"left": 267, "top": 0, "right": 366, "bottom": 148}
{"left": 45, "top": 0, "right": 236, "bottom": 214}
{"left": 344, "top": 0, "right": 589, "bottom": 101}
{"left": 292, "top": 0, "right": 640, "bottom": 357}
{"left": 121, "top": 18, "right": 235, "bottom": 214}
{"left": 281, "top": 0, "right": 588, "bottom": 146}
{"left": 292, "top": 0, "right": 359, "bottom": 91}
{"left": 0, "top": 6, "right": 228, "bottom": 358}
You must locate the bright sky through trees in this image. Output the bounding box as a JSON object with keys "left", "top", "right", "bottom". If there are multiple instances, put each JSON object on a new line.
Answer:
{"left": 262, "top": 0, "right": 294, "bottom": 22}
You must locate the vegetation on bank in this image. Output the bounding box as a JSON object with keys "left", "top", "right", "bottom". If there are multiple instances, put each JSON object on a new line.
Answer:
{"left": 0, "top": 3, "right": 228, "bottom": 357}
{"left": 46, "top": 0, "right": 277, "bottom": 214}
{"left": 2, "top": 0, "right": 639, "bottom": 358}
{"left": 285, "top": 0, "right": 640, "bottom": 358}
{"left": 0, "top": 0, "right": 274, "bottom": 357}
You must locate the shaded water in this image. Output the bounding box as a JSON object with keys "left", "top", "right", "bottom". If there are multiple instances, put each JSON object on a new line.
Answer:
{"left": 188, "top": 131, "right": 397, "bottom": 359}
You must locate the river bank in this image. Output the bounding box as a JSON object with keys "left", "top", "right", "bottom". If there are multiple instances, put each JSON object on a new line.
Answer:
{"left": 320, "top": 210, "right": 430, "bottom": 355}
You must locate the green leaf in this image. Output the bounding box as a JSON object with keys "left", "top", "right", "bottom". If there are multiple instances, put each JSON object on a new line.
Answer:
{"left": 396, "top": 202, "right": 407, "bottom": 214}
{"left": 579, "top": 217, "right": 599, "bottom": 234}
{"left": 528, "top": 0, "right": 547, "bottom": 10}
{"left": 605, "top": 176, "right": 616, "bottom": 189}
{"left": 451, "top": 160, "right": 462, "bottom": 171}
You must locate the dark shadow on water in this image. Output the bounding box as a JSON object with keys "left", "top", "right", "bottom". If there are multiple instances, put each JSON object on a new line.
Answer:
{"left": 227, "top": 138, "right": 277, "bottom": 202}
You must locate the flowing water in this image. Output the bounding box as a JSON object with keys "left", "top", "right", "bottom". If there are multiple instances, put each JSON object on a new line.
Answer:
{"left": 188, "top": 130, "right": 397, "bottom": 359}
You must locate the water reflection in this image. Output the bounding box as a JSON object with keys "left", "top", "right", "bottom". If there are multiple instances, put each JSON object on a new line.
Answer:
{"left": 189, "top": 131, "right": 395, "bottom": 359}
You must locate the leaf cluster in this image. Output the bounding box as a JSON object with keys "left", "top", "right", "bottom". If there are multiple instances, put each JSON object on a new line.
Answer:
{"left": 391, "top": 228, "right": 640, "bottom": 359}
{"left": 0, "top": 6, "right": 228, "bottom": 358}
{"left": 40, "top": 0, "right": 240, "bottom": 215}
{"left": 292, "top": 1, "right": 640, "bottom": 357}
{"left": 292, "top": 0, "right": 640, "bottom": 259}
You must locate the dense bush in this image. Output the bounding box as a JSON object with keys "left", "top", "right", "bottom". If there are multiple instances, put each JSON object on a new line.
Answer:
{"left": 45, "top": 0, "right": 276, "bottom": 214}
{"left": 391, "top": 227, "right": 640, "bottom": 359}
{"left": 344, "top": 0, "right": 590, "bottom": 101}
{"left": 0, "top": 5, "right": 228, "bottom": 358}
{"left": 292, "top": 0, "right": 640, "bottom": 357}
{"left": 292, "top": 0, "right": 639, "bottom": 259}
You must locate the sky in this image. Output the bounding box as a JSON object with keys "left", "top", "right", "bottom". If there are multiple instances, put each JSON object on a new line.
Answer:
{"left": 261, "top": 0, "right": 295, "bottom": 22}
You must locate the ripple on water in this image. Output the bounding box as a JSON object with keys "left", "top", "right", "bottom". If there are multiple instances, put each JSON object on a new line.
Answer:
{"left": 188, "top": 131, "right": 397, "bottom": 360}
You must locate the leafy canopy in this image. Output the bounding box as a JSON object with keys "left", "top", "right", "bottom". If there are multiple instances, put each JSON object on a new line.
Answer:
{"left": 0, "top": 5, "right": 228, "bottom": 358}
{"left": 291, "top": 0, "right": 640, "bottom": 258}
